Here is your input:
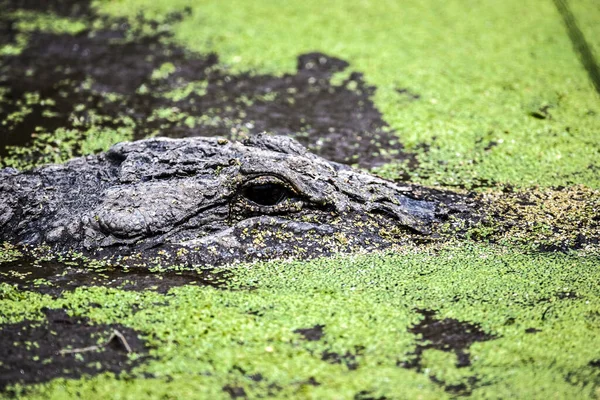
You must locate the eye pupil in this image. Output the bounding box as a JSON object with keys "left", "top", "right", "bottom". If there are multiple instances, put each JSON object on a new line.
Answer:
{"left": 243, "top": 183, "right": 288, "bottom": 206}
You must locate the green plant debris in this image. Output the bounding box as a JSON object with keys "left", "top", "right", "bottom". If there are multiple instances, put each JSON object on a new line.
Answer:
{"left": 97, "top": 0, "right": 600, "bottom": 189}
{"left": 464, "top": 185, "right": 600, "bottom": 249}
{"left": 8, "top": 10, "right": 87, "bottom": 35}
{"left": 0, "top": 243, "right": 22, "bottom": 263}
{"left": 1, "top": 243, "right": 599, "bottom": 398}
{"left": 2, "top": 123, "right": 135, "bottom": 170}
{"left": 0, "top": 10, "right": 87, "bottom": 56}
{"left": 160, "top": 81, "right": 209, "bottom": 101}
{"left": 150, "top": 62, "right": 176, "bottom": 81}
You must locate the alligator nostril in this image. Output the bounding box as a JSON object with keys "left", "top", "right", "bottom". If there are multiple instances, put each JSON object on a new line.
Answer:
{"left": 242, "top": 183, "right": 289, "bottom": 206}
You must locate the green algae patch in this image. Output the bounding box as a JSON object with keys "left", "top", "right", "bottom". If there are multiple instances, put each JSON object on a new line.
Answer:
{"left": 447, "top": 185, "right": 600, "bottom": 251}
{"left": 0, "top": 243, "right": 22, "bottom": 263}
{"left": 0, "top": 10, "right": 87, "bottom": 56}
{"left": 2, "top": 123, "right": 135, "bottom": 170}
{"left": 2, "top": 243, "right": 599, "bottom": 398}
{"left": 7, "top": 10, "right": 87, "bottom": 35}
{"left": 5, "top": 0, "right": 598, "bottom": 188}
{"left": 96, "top": 0, "right": 600, "bottom": 189}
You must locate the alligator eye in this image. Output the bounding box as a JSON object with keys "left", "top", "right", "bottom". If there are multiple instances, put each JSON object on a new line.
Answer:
{"left": 230, "top": 175, "right": 304, "bottom": 221}
{"left": 242, "top": 183, "right": 289, "bottom": 206}
{"left": 236, "top": 175, "right": 303, "bottom": 213}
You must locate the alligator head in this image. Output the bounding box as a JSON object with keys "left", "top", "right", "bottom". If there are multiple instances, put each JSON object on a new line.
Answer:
{"left": 0, "top": 134, "right": 465, "bottom": 266}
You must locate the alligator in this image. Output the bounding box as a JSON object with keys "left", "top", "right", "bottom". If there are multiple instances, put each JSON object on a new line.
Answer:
{"left": 0, "top": 134, "right": 473, "bottom": 266}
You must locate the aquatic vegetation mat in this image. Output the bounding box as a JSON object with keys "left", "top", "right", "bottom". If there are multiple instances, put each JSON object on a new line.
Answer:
{"left": 2, "top": 0, "right": 599, "bottom": 188}
{"left": 0, "top": 254, "right": 229, "bottom": 298}
{"left": 0, "top": 0, "right": 410, "bottom": 171}
{"left": 0, "top": 308, "right": 149, "bottom": 391}
{"left": 1, "top": 0, "right": 599, "bottom": 398}
{"left": 98, "top": 0, "right": 600, "bottom": 189}
{"left": 1, "top": 244, "right": 599, "bottom": 398}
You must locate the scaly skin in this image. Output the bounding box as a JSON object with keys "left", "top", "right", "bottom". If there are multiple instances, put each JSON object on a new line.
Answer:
{"left": 0, "top": 134, "right": 471, "bottom": 266}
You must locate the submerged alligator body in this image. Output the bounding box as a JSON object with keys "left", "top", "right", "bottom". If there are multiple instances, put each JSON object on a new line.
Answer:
{"left": 0, "top": 135, "right": 469, "bottom": 266}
